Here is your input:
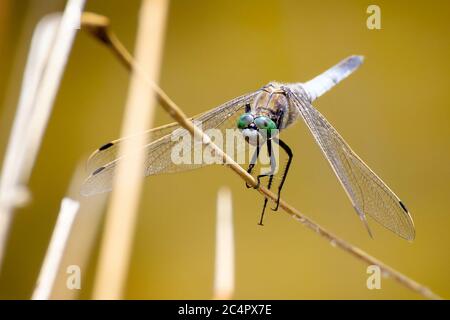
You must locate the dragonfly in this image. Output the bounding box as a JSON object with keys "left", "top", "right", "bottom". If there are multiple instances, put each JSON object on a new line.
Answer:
{"left": 81, "top": 55, "right": 415, "bottom": 240}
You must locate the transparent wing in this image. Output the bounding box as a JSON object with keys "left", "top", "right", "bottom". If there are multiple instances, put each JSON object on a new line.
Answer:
{"left": 86, "top": 121, "right": 186, "bottom": 173}
{"left": 285, "top": 86, "right": 415, "bottom": 240}
{"left": 81, "top": 91, "right": 259, "bottom": 196}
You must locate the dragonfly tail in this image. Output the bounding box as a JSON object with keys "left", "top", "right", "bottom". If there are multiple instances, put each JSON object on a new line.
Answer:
{"left": 302, "top": 55, "right": 364, "bottom": 101}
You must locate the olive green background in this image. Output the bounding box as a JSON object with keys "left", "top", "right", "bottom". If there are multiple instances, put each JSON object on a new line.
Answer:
{"left": 0, "top": 0, "right": 449, "bottom": 299}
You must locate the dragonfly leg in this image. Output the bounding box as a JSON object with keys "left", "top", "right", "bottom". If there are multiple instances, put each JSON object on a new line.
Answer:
{"left": 271, "top": 138, "right": 293, "bottom": 211}
{"left": 245, "top": 142, "right": 260, "bottom": 189}
{"left": 259, "top": 173, "right": 275, "bottom": 226}
{"left": 257, "top": 139, "right": 277, "bottom": 226}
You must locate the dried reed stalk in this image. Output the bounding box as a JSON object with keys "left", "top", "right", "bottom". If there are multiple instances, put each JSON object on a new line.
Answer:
{"left": 49, "top": 193, "right": 107, "bottom": 299}
{"left": 91, "top": 0, "right": 169, "bottom": 300}
{"left": 213, "top": 187, "right": 235, "bottom": 300}
{"left": 81, "top": 13, "right": 443, "bottom": 300}
{"left": 0, "top": 0, "right": 85, "bottom": 270}
{"left": 32, "top": 197, "right": 80, "bottom": 300}
{"left": 32, "top": 162, "right": 107, "bottom": 300}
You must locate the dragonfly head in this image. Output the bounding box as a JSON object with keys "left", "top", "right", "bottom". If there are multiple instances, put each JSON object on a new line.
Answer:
{"left": 237, "top": 113, "right": 277, "bottom": 146}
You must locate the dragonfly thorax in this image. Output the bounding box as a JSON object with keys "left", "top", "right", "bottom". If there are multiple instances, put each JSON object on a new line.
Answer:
{"left": 253, "top": 84, "right": 293, "bottom": 129}
{"left": 236, "top": 85, "right": 291, "bottom": 146}
{"left": 237, "top": 84, "right": 293, "bottom": 144}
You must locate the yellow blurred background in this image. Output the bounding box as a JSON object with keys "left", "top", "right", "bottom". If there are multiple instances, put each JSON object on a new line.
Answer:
{"left": 0, "top": 0, "right": 449, "bottom": 299}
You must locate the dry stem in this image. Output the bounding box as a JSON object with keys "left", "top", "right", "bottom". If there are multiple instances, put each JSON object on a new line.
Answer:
{"left": 91, "top": 0, "right": 169, "bottom": 300}
{"left": 0, "top": 0, "right": 85, "bottom": 270}
{"left": 213, "top": 187, "right": 235, "bottom": 300}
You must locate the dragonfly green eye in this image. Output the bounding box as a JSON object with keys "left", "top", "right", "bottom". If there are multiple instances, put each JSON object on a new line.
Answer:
{"left": 237, "top": 113, "right": 254, "bottom": 129}
{"left": 254, "top": 116, "right": 277, "bottom": 132}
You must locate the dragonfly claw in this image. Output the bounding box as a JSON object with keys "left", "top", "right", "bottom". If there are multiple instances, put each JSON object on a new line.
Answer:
{"left": 245, "top": 181, "right": 259, "bottom": 189}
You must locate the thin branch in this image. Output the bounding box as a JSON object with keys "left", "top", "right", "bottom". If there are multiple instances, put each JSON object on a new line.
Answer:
{"left": 81, "top": 13, "right": 443, "bottom": 300}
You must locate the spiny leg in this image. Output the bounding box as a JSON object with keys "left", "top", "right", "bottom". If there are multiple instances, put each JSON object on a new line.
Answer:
{"left": 245, "top": 141, "right": 260, "bottom": 189}
{"left": 259, "top": 173, "right": 275, "bottom": 226}
{"left": 271, "top": 138, "right": 293, "bottom": 211}
{"left": 258, "top": 138, "right": 277, "bottom": 226}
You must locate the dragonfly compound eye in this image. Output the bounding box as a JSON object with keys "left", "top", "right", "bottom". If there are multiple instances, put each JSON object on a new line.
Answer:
{"left": 237, "top": 113, "right": 254, "bottom": 129}
{"left": 254, "top": 116, "right": 277, "bottom": 133}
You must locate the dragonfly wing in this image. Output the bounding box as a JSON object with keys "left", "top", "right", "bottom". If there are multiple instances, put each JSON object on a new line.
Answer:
{"left": 285, "top": 85, "right": 415, "bottom": 240}
{"left": 86, "top": 121, "right": 185, "bottom": 173}
{"left": 81, "top": 91, "right": 259, "bottom": 196}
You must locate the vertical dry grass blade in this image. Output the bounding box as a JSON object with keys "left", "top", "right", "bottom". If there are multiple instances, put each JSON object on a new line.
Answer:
{"left": 213, "top": 187, "right": 235, "bottom": 300}
{"left": 31, "top": 162, "right": 107, "bottom": 300}
{"left": 50, "top": 193, "right": 107, "bottom": 300}
{"left": 0, "top": 0, "right": 85, "bottom": 271}
{"left": 32, "top": 197, "right": 80, "bottom": 300}
{"left": 0, "top": 13, "right": 60, "bottom": 272}
{"left": 49, "top": 165, "right": 107, "bottom": 300}
{"left": 92, "top": 0, "right": 169, "bottom": 300}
